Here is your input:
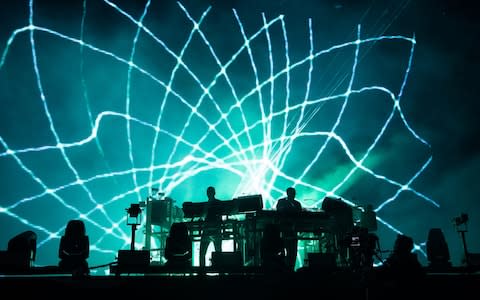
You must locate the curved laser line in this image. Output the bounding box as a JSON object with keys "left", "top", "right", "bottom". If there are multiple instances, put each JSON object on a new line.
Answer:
{"left": 0, "top": 1, "right": 435, "bottom": 265}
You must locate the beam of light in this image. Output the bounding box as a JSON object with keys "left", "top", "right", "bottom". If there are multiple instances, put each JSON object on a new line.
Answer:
{"left": 0, "top": 0, "right": 436, "bottom": 269}
{"left": 125, "top": 0, "right": 153, "bottom": 203}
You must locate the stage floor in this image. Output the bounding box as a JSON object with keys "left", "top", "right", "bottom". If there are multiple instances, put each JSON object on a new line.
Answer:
{"left": 1, "top": 267, "right": 479, "bottom": 299}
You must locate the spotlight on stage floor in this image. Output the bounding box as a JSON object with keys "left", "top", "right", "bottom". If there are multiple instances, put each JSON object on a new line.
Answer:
{"left": 58, "top": 220, "right": 90, "bottom": 276}
{"left": 0, "top": 230, "right": 37, "bottom": 273}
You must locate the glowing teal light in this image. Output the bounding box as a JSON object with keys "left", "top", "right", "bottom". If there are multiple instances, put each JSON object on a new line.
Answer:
{"left": 0, "top": 0, "right": 436, "bottom": 267}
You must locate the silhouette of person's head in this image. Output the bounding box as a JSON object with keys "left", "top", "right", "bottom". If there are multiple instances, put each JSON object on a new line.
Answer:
{"left": 286, "top": 187, "right": 296, "bottom": 200}
{"left": 207, "top": 186, "right": 216, "bottom": 201}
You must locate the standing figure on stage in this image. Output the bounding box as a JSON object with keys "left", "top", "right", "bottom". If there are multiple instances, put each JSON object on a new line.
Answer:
{"left": 199, "top": 186, "right": 223, "bottom": 267}
{"left": 275, "top": 187, "right": 302, "bottom": 271}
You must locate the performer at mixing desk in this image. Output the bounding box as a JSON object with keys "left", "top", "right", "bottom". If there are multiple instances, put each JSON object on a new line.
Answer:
{"left": 275, "top": 187, "right": 302, "bottom": 271}
{"left": 199, "top": 186, "right": 223, "bottom": 267}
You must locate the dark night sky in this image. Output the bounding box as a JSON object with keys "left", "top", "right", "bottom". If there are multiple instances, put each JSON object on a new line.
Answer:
{"left": 0, "top": 0, "right": 478, "bottom": 269}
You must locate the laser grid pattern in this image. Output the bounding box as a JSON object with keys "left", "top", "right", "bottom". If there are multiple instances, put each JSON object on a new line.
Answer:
{"left": 0, "top": 0, "right": 436, "bottom": 267}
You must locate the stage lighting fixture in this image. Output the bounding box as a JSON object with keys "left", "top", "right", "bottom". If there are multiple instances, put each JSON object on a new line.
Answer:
{"left": 380, "top": 234, "right": 424, "bottom": 278}
{"left": 164, "top": 222, "right": 192, "bottom": 268}
{"left": 453, "top": 213, "right": 469, "bottom": 226}
{"left": 0, "top": 230, "right": 37, "bottom": 272}
{"left": 58, "top": 220, "right": 90, "bottom": 276}
{"left": 127, "top": 203, "right": 142, "bottom": 218}
{"left": 126, "top": 203, "right": 143, "bottom": 251}
{"left": 426, "top": 228, "right": 451, "bottom": 270}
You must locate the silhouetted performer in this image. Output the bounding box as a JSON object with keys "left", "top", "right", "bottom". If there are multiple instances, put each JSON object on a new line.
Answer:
{"left": 276, "top": 187, "right": 302, "bottom": 271}
{"left": 199, "top": 186, "right": 223, "bottom": 267}
{"left": 59, "top": 220, "right": 90, "bottom": 276}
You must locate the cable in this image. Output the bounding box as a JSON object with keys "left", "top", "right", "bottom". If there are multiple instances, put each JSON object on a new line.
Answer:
{"left": 88, "top": 261, "right": 118, "bottom": 270}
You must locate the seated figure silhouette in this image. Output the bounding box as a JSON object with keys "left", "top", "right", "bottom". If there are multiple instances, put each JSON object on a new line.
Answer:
{"left": 165, "top": 222, "right": 192, "bottom": 268}
{"left": 59, "top": 220, "right": 90, "bottom": 276}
